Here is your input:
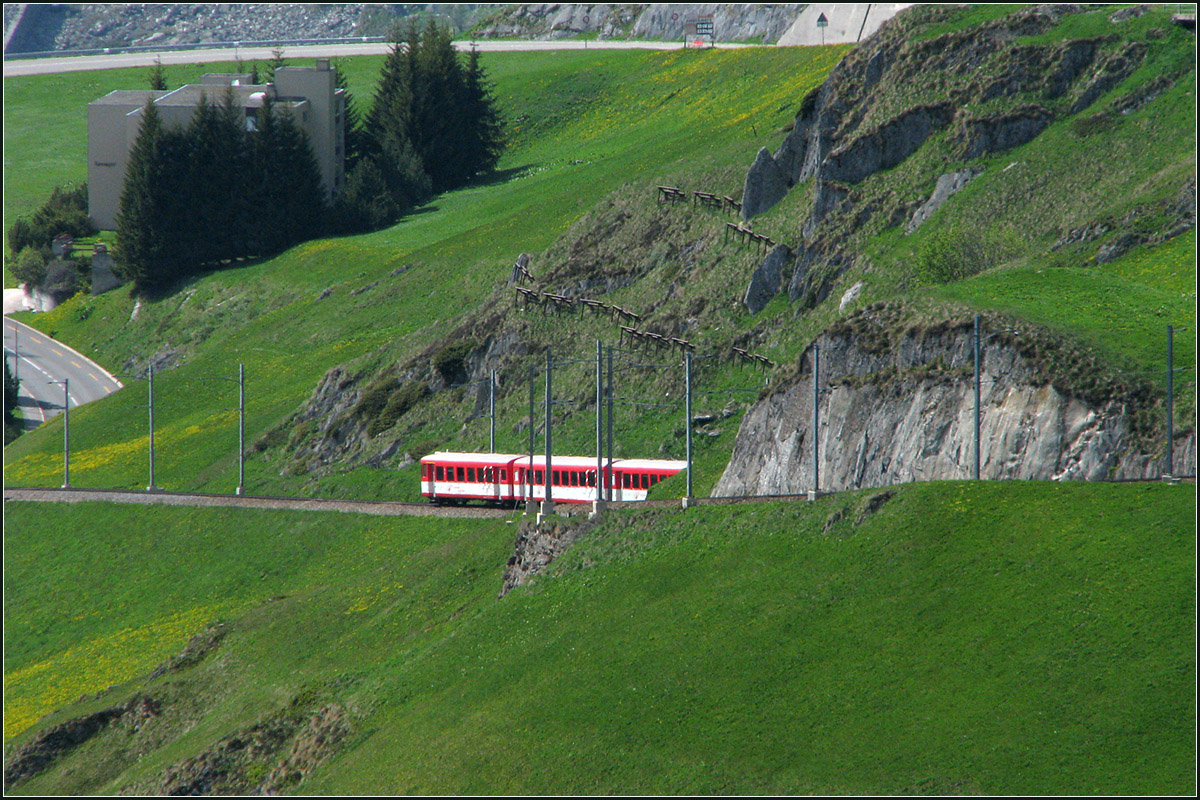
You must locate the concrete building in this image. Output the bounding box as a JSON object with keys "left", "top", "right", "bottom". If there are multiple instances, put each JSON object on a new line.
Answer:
{"left": 87, "top": 59, "right": 344, "bottom": 230}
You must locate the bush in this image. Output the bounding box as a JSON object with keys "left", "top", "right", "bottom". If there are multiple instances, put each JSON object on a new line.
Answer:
{"left": 914, "top": 223, "right": 1022, "bottom": 285}
{"left": 433, "top": 341, "right": 476, "bottom": 384}
{"left": 11, "top": 246, "right": 47, "bottom": 287}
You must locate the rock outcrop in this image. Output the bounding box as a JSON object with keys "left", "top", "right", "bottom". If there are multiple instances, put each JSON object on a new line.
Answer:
{"left": 740, "top": 147, "right": 790, "bottom": 220}
{"left": 737, "top": 4, "right": 1163, "bottom": 310}
{"left": 714, "top": 305, "right": 1195, "bottom": 496}
{"left": 906, "top": 168, "right": 981, "bottom": 232}
{"left": 476, "top": 4, "right": 807, "bottom": 43}
{"left": 743, "top": 244, "right": 792, "bottom": 314}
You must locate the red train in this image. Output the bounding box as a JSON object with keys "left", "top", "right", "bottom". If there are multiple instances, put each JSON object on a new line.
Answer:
{"left": 419, "top": 451, "right": 687, "bottom": 505}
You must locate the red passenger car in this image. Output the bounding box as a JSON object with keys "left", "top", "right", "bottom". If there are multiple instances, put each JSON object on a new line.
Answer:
{"left": 419, "top": 452, "right": 686, "bottom": 505}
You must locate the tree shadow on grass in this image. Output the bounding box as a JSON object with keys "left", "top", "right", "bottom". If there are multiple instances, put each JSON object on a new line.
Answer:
{"left": 468, "top": 163, "right": 538, "bottom": 189}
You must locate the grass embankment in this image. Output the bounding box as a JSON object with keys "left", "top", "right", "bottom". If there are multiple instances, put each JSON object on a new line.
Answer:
{"left": 4, "top": 481, "right": 1194, "bottom": 794}
{"left": 3, "top": 45, "right": 846, "bottom": 497}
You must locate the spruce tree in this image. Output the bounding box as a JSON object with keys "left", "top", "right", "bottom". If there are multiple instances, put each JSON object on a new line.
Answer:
{"left": 332, "top": 59, "right": 367, "bottom": 170}
{"left": 115, "top": 99, "right": 177, "bottom": 289}
{"left": 4, "top": 357, "right": 19, "bottom": 445}
{"left": 463, "top": 47, "right": 505, "bottom": 179}
{"left": 148, "top": 57, "right": 168, "bottom": 91}
{"left": 249, "top": 97, "right": 326, "bottom": 254}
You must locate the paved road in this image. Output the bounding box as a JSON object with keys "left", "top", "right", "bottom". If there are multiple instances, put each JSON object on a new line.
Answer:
{"left": 4, "top": 317, "right": 124, "bottom": 429}
{"left": 1, "top": 39, "right": 750, "bottom": 77}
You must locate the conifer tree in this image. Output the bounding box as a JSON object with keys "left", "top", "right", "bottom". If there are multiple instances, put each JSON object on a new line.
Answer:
{"left": 115, "top": 99, "right": 177, "bottom": 289}
{"left": 248, "top": 97, "right": 327, "bottom": 255}
{"left": 463, "top": 47, "right": 505, "bottom": 178}
{"left": 148, "top": 56, "right": 168, "bottom": 91}
{"left": 332, "top": 59, "right": 367, "bottom": 170}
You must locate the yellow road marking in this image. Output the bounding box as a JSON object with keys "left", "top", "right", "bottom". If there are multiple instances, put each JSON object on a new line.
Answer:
{"left": 72, "top": 360, "right": 82, "bottom": 368}
{"left": 105, "top": 386, "right": 112, "bottom": 394}
{"left": 89, "top": 372, "right": 99, "bottom": 380}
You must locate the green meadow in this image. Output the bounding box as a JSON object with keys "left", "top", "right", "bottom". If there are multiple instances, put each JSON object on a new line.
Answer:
{"left": 3, "top": 5, "right": 1197, "bottom": 793}
{"left": 4, "top": 481, "right": 1195, "bottom": 794}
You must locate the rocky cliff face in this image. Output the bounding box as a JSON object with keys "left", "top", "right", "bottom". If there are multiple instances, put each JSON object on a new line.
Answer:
{"left": 737, "top": 4, "right": 1193, "bottom": 312}
{"left": 474, "top": 4, "right": 806, "bottom": 43}
{"left": 715, "top": 304, "right": 1195, "bottom": 496}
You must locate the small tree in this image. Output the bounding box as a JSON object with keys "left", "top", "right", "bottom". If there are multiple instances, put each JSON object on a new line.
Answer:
{"left": 4, "top": 357, "right": 20, "bottom": 445}
{"left": 148, "top": 56, "right": 168, "bottom": 91}
{"left": 11, "top": 246, "right": 47, "bottom": 287}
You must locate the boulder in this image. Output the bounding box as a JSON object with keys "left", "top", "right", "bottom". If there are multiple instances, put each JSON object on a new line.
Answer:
{"left": 743, "top": 244, "right": 792, "bottom": 314}
{"left": 741, "top": 147, "right": 790, "bottom": 220}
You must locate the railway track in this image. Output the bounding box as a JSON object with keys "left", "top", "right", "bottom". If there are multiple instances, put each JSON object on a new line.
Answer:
{"left": 2, "top": 487, "right": 512, "bottom": 519}
{"left": 6, "top": 478, "right": 1190, "bottom": 521}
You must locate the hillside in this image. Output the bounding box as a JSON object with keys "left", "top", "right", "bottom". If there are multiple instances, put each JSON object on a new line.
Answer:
{"left": 2, "top": 4, "right": 1197, "bottom": 794}
{"left": 4, "top": 482, "right": 1194, "bottom": 794}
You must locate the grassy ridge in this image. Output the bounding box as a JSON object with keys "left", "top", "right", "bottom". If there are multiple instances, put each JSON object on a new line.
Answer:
{"left": 4, "top": 481, "right": 1194, "bottom": 794}
{"left": 3, "top": 45, "right": 845, "bottom": 496}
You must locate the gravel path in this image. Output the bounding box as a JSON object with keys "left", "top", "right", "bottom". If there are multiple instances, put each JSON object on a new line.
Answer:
{"left": 3, "top": 487, "right": 513, "bottom": 519}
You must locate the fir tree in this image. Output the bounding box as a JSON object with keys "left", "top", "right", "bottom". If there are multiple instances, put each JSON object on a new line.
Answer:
{"left": 4, "top": 357, "right": 20, "bottom": 445}
{"left": 115, "top": 99, "right": 177, "bottom": 289}
{"left": 148, "top": 56, "right": 168, "bottom": 91}
{"left": 332, "top": 59, "right": 367, "bottom": 170}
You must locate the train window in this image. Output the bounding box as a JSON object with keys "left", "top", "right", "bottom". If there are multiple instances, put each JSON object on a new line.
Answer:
{"left": 467, "top": 468, "right": 475, "bottom": 482}
{"left": 456, "top": 467, "right": 464, "bottom": 482}
{"left": 553, "top": 470, "right": 560, "bottom": 485}
{"left": 536, "top": 470, "right": 543, "bottom": 484}
{"left": 587, "top": 472, "right": 596, "bottom": 487}
{"left": 436, "top": 466, "right": 444, "bottom": 481}
{"left": 500, "top": 469, "right": 507, "bottom": 481}
{"left": 642, "top": 474, "right": 649, "bottom": 489}
{"left": 622, "top": 473, "right": 631, "bottom": 488}
{"left": 569, "top": 471, "right": 578, "bottom": 487}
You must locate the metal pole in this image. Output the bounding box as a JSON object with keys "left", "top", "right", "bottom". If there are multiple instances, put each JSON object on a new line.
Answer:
{"left": 489, "top": 369, "right": 496, "bottom": 454}
{"left": 545, "top": 347, "right": 552, "bottom": 508}
{"left": 974, "top": 314, "right": 981, "bottom": 481}
{"left": 811, "top": 343, "right": 819, "bottom": 497}
{"left": 528, "top": 364, "right": 535, "bottom": 505}
{"left": 62, "top": 378, "right": 70, "bottom": 488}
{"left": 237, "top": 363, "right": 245, "bottom": 496}
{"left": 148, "top": 364, "right": 156, "bottom": 491}
{"left": 607, "top": 347, "right": 614, "bottom": 502}
{"left": 596, "top": 339, "right": 603, "bottom": 503}
{"left": 1166, "top": 324, "right": 1174, "bottom": 478}
{"left": 685, "top": 350, "right": 693, "bottom": 502}
{"left": 12, "top": 327, "right": 16, "bottom": 386}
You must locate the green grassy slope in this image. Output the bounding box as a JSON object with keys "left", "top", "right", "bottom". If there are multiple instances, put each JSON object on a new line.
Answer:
{"left": 4, "top": 481, "right": 1194, "bottom": 794}
{"left": 3, "top": 45, "right": 846, "bottom": 497}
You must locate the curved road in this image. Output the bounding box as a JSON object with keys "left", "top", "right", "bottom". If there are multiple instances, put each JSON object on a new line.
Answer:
{"left": 4, "top": 317, "right": 124, "bottom": 430}
{"left": 1, "top": 39, "right": 751, "bottom": 77}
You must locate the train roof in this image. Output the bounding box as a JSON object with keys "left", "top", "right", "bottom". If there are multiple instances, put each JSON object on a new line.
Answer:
{"left": 420, "top": 452, "right": 686, "bottom": 470}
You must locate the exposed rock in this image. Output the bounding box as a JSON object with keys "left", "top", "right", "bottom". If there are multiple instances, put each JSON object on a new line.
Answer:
{"left": 741, "top": 147, "right": 790, "bottom": 220}
{"left": 714, "top": 307, "right": 1194, "bottom": 497}
{"left": 906, "top": 168, "right": 982, "bottom": 232}
{"left": 743, "top": 244, "right": 792, "bottom": 314}
{"left": 839, "top": 281, "right": 865, "bottom": 312}
{"left": 148, "top": 622, "right": 227, "bottom": 680}
{"left": 1068, "top": 43, "right": 1148, "bottom": 114}
{"left": 853, "top": 490, "right": 894, "bottom": 525}
{"left": 1042, "top": 38, "right": 1102, "bottom": 100}
{"left": 500, "top": 518, "right": 592, "bottom": 598}
{"left": 953, "top": 105, "right": 1053, "bottom": 159}
{"left": 257, "top": 704, "right": 351, "bottom": 795}
{"left": 1110, "top": 5, "right": 1151, "bottom": 23}
{"left": 476, "top": 4, "right": 807, "bottom": 43}
{"left": 822, "top": 103, "right": 955, "bottom": 185}
{"left": 5, "top": 694, "right": 161, "bottom": 786}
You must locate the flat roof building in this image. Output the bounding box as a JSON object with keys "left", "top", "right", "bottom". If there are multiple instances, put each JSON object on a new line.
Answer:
{"left": 87, "top": 59, "right": 344, "bottom": 230}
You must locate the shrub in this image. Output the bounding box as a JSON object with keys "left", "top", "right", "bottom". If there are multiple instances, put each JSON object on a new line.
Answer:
{"left": 11, "top": 246, "right": 47, "bottom": 287}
